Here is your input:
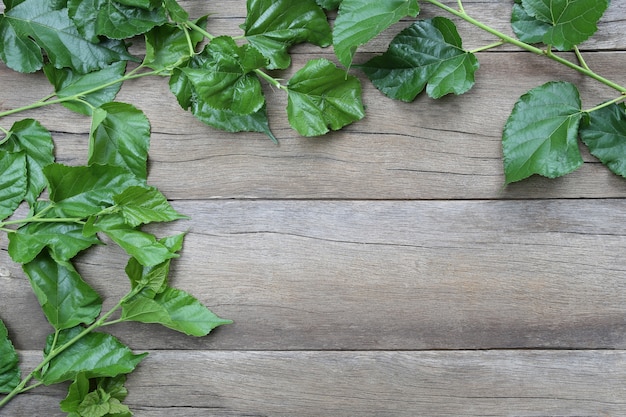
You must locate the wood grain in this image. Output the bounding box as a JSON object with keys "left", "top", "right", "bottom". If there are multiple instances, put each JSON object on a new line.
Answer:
{"left": 3, "top": 199, "right": 626, "bottom": 351}
{"left": 4, "top": 350, "right": 626, "bottom": 417}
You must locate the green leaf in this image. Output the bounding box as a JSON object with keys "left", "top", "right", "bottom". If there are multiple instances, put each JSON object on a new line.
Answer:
{"left": 359, "top": 17, "right": 478, "bottom": 101}
{"left": 44, "top": 163, "right": 145, "bottom": 217}
{"left": 60, "top": 372, "right": 91, "bottom": 413}
{"left": 2, "top": 119, "right": 54, "bottom": 206}
{"left": 44, "top": 62, "right": 126, "bottom": 116}
{"left": 181, "top": 37, "right": 267, "bottom": 115}
{"left": 88, "top": 102, "right": 151, "bottom": 179}
{"left": 61, "top": 373, "right": 131, "bottom": 415}
{"left": 242, "top": 0, "right": 332, "bottom": 69}
{"left": 113, "top": 186, "right": 187, "bottom": 227}
{"left": 144, "top": 17, "right": 206, "bottom": 72}
{"left": 333, "top": 0, "right": 420, "bottom": 68}
{"left": 122, "top": 287, "right": 232, "bottom": 336}
{"left": 580, "top": 102, "right": 626, "bottom": 178}
{"left": 23, "top": 251, "right": 102, "bottom": 331}
{"left": 170, "top": 58, "right": 277, "bottom": 141}
{"left": 86, "top": 214, "right": 178, "bottom": 266}
{"left": 67, "top": 0, "right": 168, "bottom": 41}
{"left": 0, "top": 151, "right": 27, "bottom": 222}
{"left": 0, "top": 319, "right": 20, "bottom": 394}
{"left": 521, "top": 0, "right": 610, "bottom": 51}
{"left": 41, "top": 326, "right": 147, "bottom": 385}
{"left": 163, "top": 0, "right": 189, "bottom": 23}
{"left": 0, "top": 0, "right": 133, "bottom": 73}
{"left": 8, "top": 222, "right": 101, "bottom": 264}
{"left": 511, "top": 2, "right": 551, "bottom": 44}
{"left": 286, "top": 58, "right": 365, "bottom": 136}
{"left": 502, "top": 81, "right": 584, "bottom": 183}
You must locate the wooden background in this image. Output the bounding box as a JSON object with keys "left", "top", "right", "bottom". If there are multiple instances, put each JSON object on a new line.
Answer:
{"left": 2, "top": 1, "right": 626, "bottom": 415}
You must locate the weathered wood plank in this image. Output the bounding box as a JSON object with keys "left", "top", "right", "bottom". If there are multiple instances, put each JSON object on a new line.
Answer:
{"left": 3, "top": 199, "right": 626, "bottom": 351}
{"left": 4, "top": 350, "right": 626, "bottom": 417}
{"left": 1, "top": 51, "right": 625, "bottom": 199}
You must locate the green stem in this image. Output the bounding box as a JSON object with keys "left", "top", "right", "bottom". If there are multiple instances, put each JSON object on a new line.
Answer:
{"left": 584, "top": 94, "right": 626, "bottom": 113}
{"left": 254, "top": 69, "right": 286, "bottom": 90}
{"left": 574, "top": 46, "right": 591, "bottom": 71}
{"left": 0, "top": 68, "right": 162, "bottom": 119}
{"left": 0, "top": 295, "right": 128, "bottom": 408}
{"left": 424, "top": 0, "right": 626, "bottom": 94}
{"left": 470, "top": 41, "right": 505, "bottom": 54}
{"left": 185, "top": 20, "right": 215, "bottom": 41}
{"left": 0, "top": 216, "right": 85, "bottom": 229}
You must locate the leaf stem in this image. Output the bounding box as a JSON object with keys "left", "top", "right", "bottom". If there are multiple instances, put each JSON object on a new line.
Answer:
{"left": 254, "top": 69, "right": 286, "bottom": 90}
{"left": 470, "top": 41, "right": 505, "bottom": 54}
{"left": 584, "top": 94, "right": 626, "bottom": 114}
{"left": 0, "top": 216, "right": 86, "bottom": 229}
{"left": 574, "top": 46, "right": 591, "bottom": 71}
{"left": 185, "top": 20, "right": 215, "bottom": 41}
{"left": 424, "top": 0, "right": 626, "bottom": 94}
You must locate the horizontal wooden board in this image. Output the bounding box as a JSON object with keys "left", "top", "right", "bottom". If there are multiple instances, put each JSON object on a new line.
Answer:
{"left": 3, "top": 199, "right": 626, "bottom": 351}
{"left": 1, "top": 50, "right": 626, "bottom": 199}
{"left": 4, "top": 349, "right": 626, "bottom": 416}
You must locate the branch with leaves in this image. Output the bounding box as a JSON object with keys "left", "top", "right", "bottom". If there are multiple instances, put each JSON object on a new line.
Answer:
{"left": 1, "top": 0, "right": 625, "bottom": 414}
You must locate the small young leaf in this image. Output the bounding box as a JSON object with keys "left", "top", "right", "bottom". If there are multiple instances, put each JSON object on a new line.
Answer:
{"left": 60, "top": 372, "right": 91, "bottom": 413}
{"left": 286, "top": 58, "right": 365, "bottom": 136}
{"left": 520, "top": 0, "right": 609, "bottom": 51}
{"left": 502, "top": 81, "right": 584, "bottom": 183}
{"left": 113, "top": 186, "right": 187, "bottom": 227}
{"left": 68, "top": 0, "right": 168, "bottom": 41}
{"left": 8, "top": 222, "right": 101, "bottom": 264}
{"left": 2, "top": 119, "right": 54, "bottom": 205}
{"left": 510, "top": 2, "right": 551, "bottom": 44}
{"left": 88, "top": 102, "right": 151, "bottom": 179}
{"left": 122, "top": 287, "right": 232, "bottom": 336}
{"left": 41, "top": 327, "right": 147, "bottom": 385}
{"left": 242, "top": 0, "right": 332, "bottom": 69}
{"left": 580, "top": 102, "right": 626, "bottom": 178}
{"left": 163, "top": 0, "right": 189, "bottom": 23}
{"left": 44, "top": 62, "right": 126, "bottom": 116}
{"left": 333, "top": 0, "right": 420, "bottom": 68}
{"left": 144, "top": 18, "right": 207, "bottom": 72}
{"left": 181, "top": 37, "right": 267, "bottom": 115}
{"left": 23, "top": 251, "right": 102, "bottom": 331}
{"left": 0, "top": 319, "right": 20, "bottom": 394}
{"left": 359, "top": 17, "right": 479, "bottom": 101}
{"left": 44, "top": 163, "right": 145, "bottom": 217}
{"left": 0, "top": 0, "right": 133, "bottom": 73}
{"left": 61, "top": 372, "right": 131, "bottom": 415}
{"left": 0, "top": 151, "right": 27, "bottom": 222}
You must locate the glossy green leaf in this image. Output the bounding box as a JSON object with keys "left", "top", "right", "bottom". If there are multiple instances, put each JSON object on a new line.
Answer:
{"left": 0, "top": 319, "right": 20, "bottom": 394}
{"left": 0, "top": 151, "right": 27, "bottom": 222}
{"left": 359, "top": 17, "right": 478, "bottom": 101}
{"left": 286, "top": 58, "right": 365, "bottom": 136}
{"left": 502, "top": 81, "right": 584, "bottom": 183}
{"left": 116, "top": 0, "right": 160, "bottom": 8}
{"left": 144, "top": 17, "right": 206, "bottom": 72}
{"left": 163, "top": 0, "right": 189, "bottom": 23}
{"left": 333, "top": 0, "right": 420, "bottom": 68}
{"left": 68, "top": 0, "right": 168, "bottom": 41}
{"left": 580, "top": 102, "right": 626, "bottom": 178}
{"left": 0, "top": 0, "right": 133, "bottom": 73}
{"left": 8, "top": 222, "right": 101, "bottom": 264}
{"left": 88, "top": 102, "right": 151, "bottom": 179}
{"left": 122, "top": 287, "right": 232, "bottom": 336}
{"left": 45, "top": 163, "right": 145, "bottom": 217}
{"left": 41, "top": 326, "right": 147, "bottom": 385}
{"left": 113, "top": 186, "right": 187, "bottom": 227}
{"left": 60, "top": 372, "right": 91, "bottom": 413}
{"left": 511, "top": 2, "right": 551, "bottom": 44}
{"left": 86, "top": 213, "right": 178, "bottom": 266}
{"left": 23, "top": 251, "right": 102, "bottom": 330}
{"left": 62, "top": 375, "right": 132, "bottom": 417}
{"left": 44, "top": 62, "right": 126, "bottom": 116}
{"left": 2, "top": 119, "right": 54, "bottom": 205}
{"left": 242, "top": 0, "right": 332, "bottom": 69}
{"left": 170, "top": 58, "right": 276, "bottom": 141}
{"left": 181, "top": 37, "right": 267, "bottom": 115}
{"left": 520, "top": 0, "right": 609, "bottom": 50}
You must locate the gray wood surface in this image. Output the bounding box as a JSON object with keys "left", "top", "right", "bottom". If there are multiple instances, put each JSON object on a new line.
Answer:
{"left": 2, "top": 0, "right": 626, "bottom": 416}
